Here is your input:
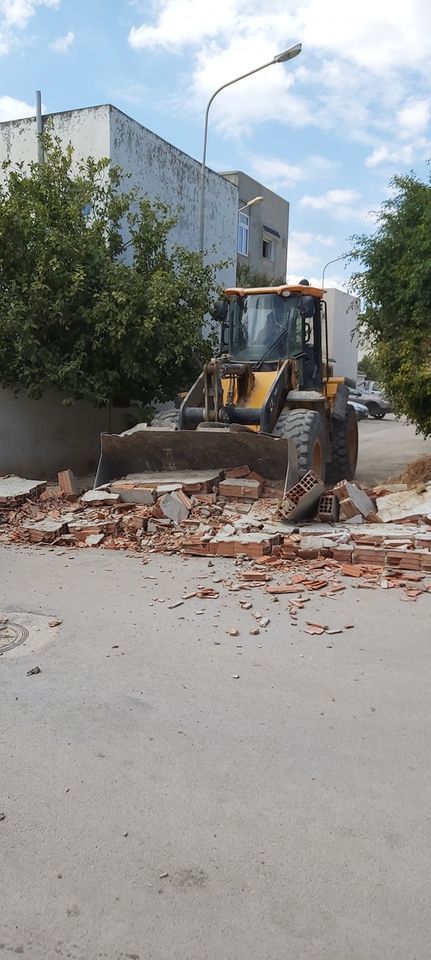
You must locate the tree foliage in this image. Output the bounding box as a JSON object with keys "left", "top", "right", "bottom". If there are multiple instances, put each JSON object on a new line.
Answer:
{"left": 358, "top": 350, "right": 382, "bottom": 383}
{"left": 236, "top": 262, "right": 285, "bottom": 288}
{"left": 350, "top": 170, "right": 431, "bottom": 435}
{"left": 0, "top": 134, "right": 219, "bottom": 408}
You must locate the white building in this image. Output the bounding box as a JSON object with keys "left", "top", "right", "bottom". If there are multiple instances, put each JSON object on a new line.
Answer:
{"left": 324, "top": 288, "right": 359, "bottom": 383}
{"left": 0, "top": 103, "right": 238, "bottom": 289}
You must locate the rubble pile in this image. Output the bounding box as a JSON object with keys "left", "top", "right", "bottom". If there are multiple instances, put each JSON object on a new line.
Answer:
{"left": 1, "top": 467, "right": 431, "bottom": 598}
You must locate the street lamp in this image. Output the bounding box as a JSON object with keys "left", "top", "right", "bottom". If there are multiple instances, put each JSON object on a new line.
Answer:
{"left": 198, "top": 43, "right": 302, "bottom": 253}
{"left": 238, "top": 196, "right": 263, "bottom": 213}
{"left": 321, "top": 254, "right": 350, "bottom": 290}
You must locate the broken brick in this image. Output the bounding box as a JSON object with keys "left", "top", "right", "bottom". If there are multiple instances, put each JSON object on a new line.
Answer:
{"left": 218, "top": 478, "right": 262, "bottom": 500}
{"left": 224, "top": 465, "right": 250, "bottom": 479}
{"left": 58, "top": 469, "right": 79, "bottom": 497}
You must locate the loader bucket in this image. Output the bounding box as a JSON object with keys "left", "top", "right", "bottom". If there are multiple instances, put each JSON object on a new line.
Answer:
{"left": 94, "top": 427, "right": 298, "bottom": 489}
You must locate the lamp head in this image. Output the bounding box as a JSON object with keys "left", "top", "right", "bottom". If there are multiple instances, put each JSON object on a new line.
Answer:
{"left": 274, "top": 43, "right": 302, "bottom": 63}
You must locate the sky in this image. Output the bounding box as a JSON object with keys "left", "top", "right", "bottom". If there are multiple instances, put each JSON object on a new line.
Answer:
{"left": 1, "top": 0, "right": 431, "bottom": 288}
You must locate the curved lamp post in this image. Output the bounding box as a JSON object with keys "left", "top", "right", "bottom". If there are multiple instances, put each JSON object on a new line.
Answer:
{"left": 321, "top": 254, "right": 350, "bottom": 290}
{"left": 198, "top": 43, "right": 302, "bottom": 254}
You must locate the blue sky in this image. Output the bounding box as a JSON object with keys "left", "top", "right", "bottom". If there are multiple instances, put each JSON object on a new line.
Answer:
{"left": 1, "top": 0, "right": 431, "bottom": 288}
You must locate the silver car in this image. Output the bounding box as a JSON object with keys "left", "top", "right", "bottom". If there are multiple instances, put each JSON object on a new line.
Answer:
{"left": 349, "top": 388, "right": 391, "bottom": 420}
{"left": 348, "top": 399, "right": 369, "bottom": 421}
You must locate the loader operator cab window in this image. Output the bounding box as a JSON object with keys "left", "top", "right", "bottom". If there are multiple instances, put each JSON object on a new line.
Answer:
{"left": 227, "top": 293, "right": 305, "bottom": 363}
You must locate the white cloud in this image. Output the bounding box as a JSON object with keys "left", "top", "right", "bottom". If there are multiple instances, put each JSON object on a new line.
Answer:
{"left": 127, "top": 0, "right": 431, "bottom": 152}
{"left": 50, "top": 29, "right": 74, "bottom": 53}
{"left": 397, "top": 99, "right": 430, "bottom": 139}
{"left": 0, "top": 93, "right": 35, "bottom": 120}
{"left": 287, "top": 229, "right": 336, "bottom": 277}
{"left": 129, "top": 0, "right": 431, "bottom": 71}
{"left": 129, "top": 0, "right": 235, "bottom": 51}
{"left": 247, "top": 153, "right": 337, "bottom": 192}
{"left": 300, "top": 188, "right": 375, "bottom": 224}
{"left": 301, "top": 188, "right": 360, "bottom": 210}
{"left": 0, "top": 0, "right": 59, "bottom": 54}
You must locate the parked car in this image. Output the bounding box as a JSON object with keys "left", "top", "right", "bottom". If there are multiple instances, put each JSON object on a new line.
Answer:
{"left": 349, "top": 387, "right": 391, "bottom": 420}
{"left": 348, "top": 398, "right": 369, "bottom": 421}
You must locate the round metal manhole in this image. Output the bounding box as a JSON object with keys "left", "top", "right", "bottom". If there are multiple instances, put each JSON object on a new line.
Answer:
{"left": 0, "top": 621, "right": 29, "bottom": 653}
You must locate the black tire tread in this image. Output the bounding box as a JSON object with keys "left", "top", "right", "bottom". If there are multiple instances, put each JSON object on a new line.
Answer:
{"left": 273, "top": 408, "right": 328, "bottom": 478}
{"left": 326, "top": 406, "right": 358, "bottom": 482}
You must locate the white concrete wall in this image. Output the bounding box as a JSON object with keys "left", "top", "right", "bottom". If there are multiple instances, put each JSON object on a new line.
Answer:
{"left": 0, "top": 105, "right": 111, "bottom": 169}
{"left": 0, "top": 104, "right": 237, "bottom": 290}
{"left": 324, "top": 288, "right": 359, "bottom": 382}
{"left": 0, "top": 389, "right": 130, "bottom": 479}
{"left": 109, "top": 106, "right": 237, "bottom": 288}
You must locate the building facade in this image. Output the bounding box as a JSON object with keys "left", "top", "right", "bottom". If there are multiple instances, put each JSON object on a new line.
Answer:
{"left": 0, "top": 103, "right": 238, "bottom": 290}
{"left": 221, "top": 171, "right": 289, "bottom": 283}
{"left": 324, "top": 288, "right": 359, "bottom": 383}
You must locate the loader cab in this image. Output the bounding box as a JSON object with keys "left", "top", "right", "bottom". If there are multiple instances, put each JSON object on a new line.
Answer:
{"left": 222, "top": 284, "right": 323, "bottom": 389}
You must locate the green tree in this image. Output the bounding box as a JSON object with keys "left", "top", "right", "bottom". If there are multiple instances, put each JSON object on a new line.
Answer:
{"left": 0, "top": 133, "right": 218, "bottom": 409}
{"left": 358, "top": 350, "right": 382, "bottom": 383}
{"left": 350, "top": 170, "right": 431, "bottom": 434}
{"left": 236, "top": 262, "right": 285, "bottom": 287}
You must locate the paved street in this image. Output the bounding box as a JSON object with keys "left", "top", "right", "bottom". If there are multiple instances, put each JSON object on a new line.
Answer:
{"left": 1, "top": 541, "right": 431, "bottom": 960}
{"left": 356, "top": 414, "right": 431, "bottom": 485}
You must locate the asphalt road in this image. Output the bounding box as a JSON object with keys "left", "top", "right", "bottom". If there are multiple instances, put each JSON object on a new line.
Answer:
{"left": 2, "top": 545, "right": 431, "bottom": 960}
{"left": 356, "top": 414, "right": 431, "bottom": 485}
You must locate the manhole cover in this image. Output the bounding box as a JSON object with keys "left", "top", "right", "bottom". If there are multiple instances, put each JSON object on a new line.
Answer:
{"left": 0, "top": 621, "right": 29, "bottom": 653}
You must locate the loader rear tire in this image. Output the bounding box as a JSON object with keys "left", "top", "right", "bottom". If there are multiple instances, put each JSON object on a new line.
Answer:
{"left": 149, "top": 409, "right": 178, "bottom": 430}
{"left": 326, "top": 405, "right": 358, "bottom": 483}
{"left": 273, "top": 408, "right": 328, "bottom": 480}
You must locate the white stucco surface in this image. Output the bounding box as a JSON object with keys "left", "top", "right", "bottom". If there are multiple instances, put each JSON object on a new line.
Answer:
{"left": 324, "top": 288, "right": 359, "bottom": 382}
{"left": 0, "top": 389, "right": 130, "bottom": 478}
{"left": 0, "top": 104, "right": 237, "bottom": 289}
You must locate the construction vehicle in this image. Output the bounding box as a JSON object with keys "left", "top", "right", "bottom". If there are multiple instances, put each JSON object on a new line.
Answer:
{"left": 95, "top": 282, "right": 358, "bottom": 488}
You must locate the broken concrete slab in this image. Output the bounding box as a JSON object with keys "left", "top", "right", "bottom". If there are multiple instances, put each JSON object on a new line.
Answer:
{"left": 376, "top": 484, "right": 431, "bottom": 522}
{"left": 209, "top": 531, "right": 280, "bottom": 559}
{"left": 123, "top": 470, "right": 222, "bottom": 494}
{"left": 0, "top": 476, "right": 46, "bottom": 505}
{"left": 22, "top": 517, "right": 67, "bottom": 543}
{"left": 81, "top": 490, "right": 120, "bottom": 506}
{"left": 109, "top": 481, "right": 156, "bottom": 506}
{"left": 334, "top": 481, "right": 376, "bottom": 520}
{"left": 159, "top": 489, "right": 191, "bottom": 523}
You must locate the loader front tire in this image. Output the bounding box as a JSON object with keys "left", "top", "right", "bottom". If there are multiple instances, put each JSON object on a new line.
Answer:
{"left": 273, "top": 408, "right": 328, "bottom": 480}
{"left": 326, "top": 405, "right": 358, "bottom": 483}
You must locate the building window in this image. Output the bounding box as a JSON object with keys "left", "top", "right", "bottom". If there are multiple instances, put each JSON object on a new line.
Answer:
{"left": 262, "top": 237, "right": 275, "bottom": 261}
{"left": 238, "top": 211, "right": 249, "bottom": 256}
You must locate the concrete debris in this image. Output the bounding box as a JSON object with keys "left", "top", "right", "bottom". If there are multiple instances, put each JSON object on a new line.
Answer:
{"left": 219, "top": 478, "right": 263, "bottom": 500}
{"left": 317, "top": 494, "right": 340, "bottom": 524}
{"left": 110, "top": 481, "right": 156, "bottom": 506}
{"left": 279, "top": 472, "right": 325, "bottom": 522}
{"left": 1, "top": 470, "right": 431, "bottom": 594}
{"left": 334, "top": 480, "right": 377, "bottom": 521}
{"left": 159, "top": 489, "right": 191, "bottom": 523}
{"left": 58, "top": 469, "right": 80, "bottom": 497}
{"left": 0, "top": 476, "right": 46, "bottom": 506}
{"left": 375, "top": 483, "right": 431, "bottom": 523}
{"left": 81, "top": 489, "right": 120, "bottom": 506}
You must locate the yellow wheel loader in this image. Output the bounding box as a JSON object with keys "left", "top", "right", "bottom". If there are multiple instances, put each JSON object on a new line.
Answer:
{"left": 95, "top": 282, "right": 358, "bottom": 489}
